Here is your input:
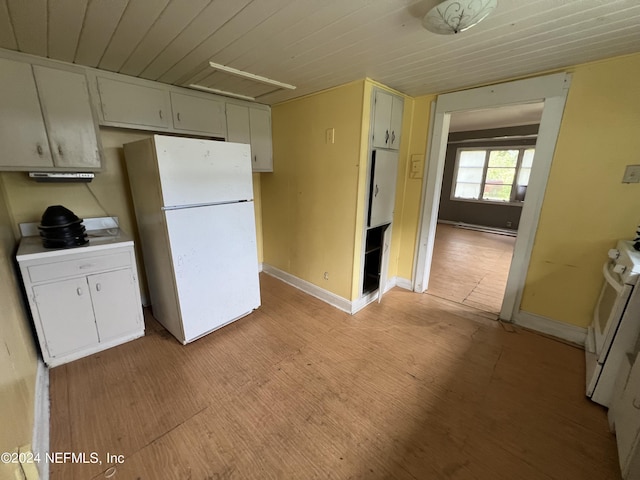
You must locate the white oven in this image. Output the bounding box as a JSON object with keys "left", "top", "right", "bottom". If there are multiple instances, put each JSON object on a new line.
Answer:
{"left": 586, "top": 240, "right": 640, "bottom": 407}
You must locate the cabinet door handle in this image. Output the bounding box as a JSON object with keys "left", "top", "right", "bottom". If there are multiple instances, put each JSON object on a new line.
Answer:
{"left": 159, "top": 110, "right": 163, "bottom": 119}
{"left": 391, "top": 131, "right": 395, "bottom": 145}
{"left": 177, "top": 112, "right": 181, "bottom": 122}
{"left": 58, "top": 145, "right": 63, "bottom": 156}
{"left": 96, "top": 283, "right": 102, "bottom": 292}
{"left": 633, "top": 398, "right": 640, "bottom": 409}
{"left": 36, "top": 144, "right": 43, "bottom": 155}
{"left": 385, "top": 130, "right": 389, "bottom": 144}
{"left": 77, "top": 287, "right": 83, "bottom": 296}
{"left": 374, "top": 184, "right": 379, "bottom": 197}
{"left": 254, "top": 155, "right": 257, "bottom": 163}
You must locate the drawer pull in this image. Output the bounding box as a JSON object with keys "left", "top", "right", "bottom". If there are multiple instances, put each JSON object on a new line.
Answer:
{"left": 79, "top": 263, "right": 95, "bottom": 269}
{"left": 633, "top": 398, "right": 640, "bottom": 410}
{"left": 96, "top": 283, "right": 102, "bottom": 292}
{"left": 37, "top": 144, "right": 43, "bottom": 155}
{"left": 77, "top": 287, "right": 83, "bottom": 296}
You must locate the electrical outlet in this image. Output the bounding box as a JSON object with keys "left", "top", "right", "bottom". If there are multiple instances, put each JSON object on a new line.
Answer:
{"left": 622, "top": 164, "right": 640, "bottom": 183}
{"left": 323, "top": 272, "right": 329, "bottom": 280}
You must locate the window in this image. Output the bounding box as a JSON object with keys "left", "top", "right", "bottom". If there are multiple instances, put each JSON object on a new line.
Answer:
{"left": 452, "top": 147, "right": 534, "bottom": 204}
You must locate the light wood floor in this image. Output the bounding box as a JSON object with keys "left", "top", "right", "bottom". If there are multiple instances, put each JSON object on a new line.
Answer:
{"left": 427, "top": 224, "right": 516, "bottom": 315}
{"left": 49, "top": 274, "right": 620, "bottom": 479}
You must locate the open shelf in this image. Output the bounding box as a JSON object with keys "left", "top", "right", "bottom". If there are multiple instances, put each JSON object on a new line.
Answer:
{"left": 362, "top": 225, "right": 387, "bottom": 295}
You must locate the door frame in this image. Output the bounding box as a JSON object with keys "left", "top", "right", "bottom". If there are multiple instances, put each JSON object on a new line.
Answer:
{"left": 412, "top": 72, "right": 572, "bottom": 321}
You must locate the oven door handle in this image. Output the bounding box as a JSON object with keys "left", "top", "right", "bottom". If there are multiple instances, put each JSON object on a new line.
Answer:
{"left": 602, "top": 262, "right": 625, "bottom": 294}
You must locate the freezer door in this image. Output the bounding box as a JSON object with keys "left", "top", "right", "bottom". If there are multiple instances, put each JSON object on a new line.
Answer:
{"left": 164, "top": 201, "right": 261, "bottom": 343}
{"left": 154, "top": 135, "right": 253, "bottom": 207}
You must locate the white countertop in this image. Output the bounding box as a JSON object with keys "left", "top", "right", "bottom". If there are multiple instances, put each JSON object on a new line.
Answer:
{"left": 16, "top": 230, "right": 134, "bottom": 261}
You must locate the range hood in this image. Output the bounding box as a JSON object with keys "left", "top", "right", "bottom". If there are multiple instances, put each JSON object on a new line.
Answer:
{"left": 29, "top": 172, "right": 95, "bottom": 183}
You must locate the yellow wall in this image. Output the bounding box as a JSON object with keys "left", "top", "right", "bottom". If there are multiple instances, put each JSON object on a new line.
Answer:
{"left": 388, "top": 95, "right": 435, "bottom": 281}
{"left": 519, "top": 53, "right": 640, "bottom": 326}
{"left": 263, "top": 81, "right": 367, "bottom": 300}
{"left": 0, "top": 177, "right": 38, "bottom": 479}
{"left": 399, "top": 52, "right": 640, "bottom": 328}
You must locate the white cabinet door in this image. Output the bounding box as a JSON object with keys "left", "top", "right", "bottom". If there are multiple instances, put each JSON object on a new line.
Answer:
{"left": 0, "top": 58, "right": 53, "bottom": 168}
{"left": 372, "top": 90, "right": 393, "bottom": 149}
{"left": 227, "top": 104, "right": 273, "bottom": 172}
{"left": 226, "top": 104, "right": 251, "bottom": 144}
{"left": 171, "top": 92, "right": 226, "bottom": 137}
{"left": 97, "top": 77, "right": 171, "bottom": 129}
{"left": 389, "top": 95, "right": 403, "bottom": 149}
{"left": 368, "top": 150, "right": 399, "bottom": 228}
{"left": 88, "top": 269, "right": 142, "bottom": 342}
{"left": 378, "top": 225, "right": 392, "bottom": 303}
{"left": 249, "top": 108, "right": 273, "bottom": 172}
{"left": 616, "top": 357, "right": 640, "bottom": 477}
{"left": 33, "top": 65, "right": 101, "bottom": 169}
{"left": 34, "top": 278, "right": 99, "bottom": 358}
{"left": 372, "top": 89, "right": 403, "bottom": 151}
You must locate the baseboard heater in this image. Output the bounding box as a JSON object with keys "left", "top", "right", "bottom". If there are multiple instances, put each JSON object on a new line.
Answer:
{"left": 29, "top": 172, "right": 95, "bottom": 183}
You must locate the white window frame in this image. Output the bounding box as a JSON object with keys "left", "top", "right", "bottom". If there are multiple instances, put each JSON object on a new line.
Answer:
{"left": 451, "top": 146, "right": 534, "bottom": 205}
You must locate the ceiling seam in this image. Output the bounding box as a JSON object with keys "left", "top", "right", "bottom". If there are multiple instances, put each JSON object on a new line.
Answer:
{"left": 95, "top": 0, "right": 132, "bottom": 68}
{"left": 158, "top": 0, "right": 266, "bottom": 85}
{"left": 116, "top": 0, "right": 190, "bottom": 75}
{"left": 72, "top": 0, "right": 92, "bottom": 64}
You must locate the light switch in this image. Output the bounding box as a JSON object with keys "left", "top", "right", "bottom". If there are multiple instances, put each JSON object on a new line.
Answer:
{"left": 410, "top": 154, "right": 424, "bottom": 179}
{"left": 622, "top": 164, "right": 640, "bottom": 183}
{"left": 325, "top": 128, "right": 335, "bottom": 144}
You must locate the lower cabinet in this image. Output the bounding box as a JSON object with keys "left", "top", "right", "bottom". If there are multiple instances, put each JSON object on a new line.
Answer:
{"left": 611, "top": 353, "right": 640, "bottom": 479}
{"left": 17, "top": 243, "right": 144, "bottom": 367}
{"left": 362, "top": 224, "right": 391, "bottom": 296}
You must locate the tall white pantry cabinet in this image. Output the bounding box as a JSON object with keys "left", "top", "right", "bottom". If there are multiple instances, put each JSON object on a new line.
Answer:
{"left": 16, "top": 235, "right": 144, "bottom": 367}
{"left": 360, "top": 87, "right": 403, "bottom": 301}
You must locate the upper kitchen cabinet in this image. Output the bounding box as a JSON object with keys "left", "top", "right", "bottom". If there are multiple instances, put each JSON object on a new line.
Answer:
{"left": 371, "top": 89, "right": 403, "bottom": 150}
{"left": 0, "top": 58, "right": 102, "bottom": 171}
{"left": 170, "top": 92, "right": 226, "bottom": 137}
{"left": 96, "top": 77, "right": 171, "bottom": 130}
{"left": 226, "top": 103, "right": 273, "bottom": 172}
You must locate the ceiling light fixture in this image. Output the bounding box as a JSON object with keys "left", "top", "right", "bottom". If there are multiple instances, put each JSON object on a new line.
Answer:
{"left": 422, "top": 0, "right": 497, "bottom": 35}
{"left": 208, "top": 62, "right": 296, "bottom": 90}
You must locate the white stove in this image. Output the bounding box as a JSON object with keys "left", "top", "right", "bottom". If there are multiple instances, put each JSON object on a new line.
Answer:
{"left": 586, "top": 240, "right": 640, "bottom": 407}
{"left": 610, "top": 241, "right": 640, "bottom": 285}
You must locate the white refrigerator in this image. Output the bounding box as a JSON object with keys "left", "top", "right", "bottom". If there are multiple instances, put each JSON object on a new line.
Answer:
{"left": 124, "top": 135, "right": 261, "bottom": 344}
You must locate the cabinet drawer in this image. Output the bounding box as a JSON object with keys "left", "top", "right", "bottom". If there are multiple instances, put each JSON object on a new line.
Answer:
{"left": 27, "top": 251, "right": 131, "bottom": 283}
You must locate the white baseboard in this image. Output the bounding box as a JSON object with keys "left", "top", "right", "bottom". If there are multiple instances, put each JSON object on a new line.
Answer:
{"left": 32, "top": 359, "right": 49, "bottom": 480}
{"left": 513, "top": 311, "right": 587, "bottom": 347}
{"left": 262, "top": 264, "right": 352, "bottom": 314}
{"left": 261, "top": 266, "right": 411, "bottom": 315}
{"left": 393, "top": 277, "right": 413, "bottom": 291}
{"left": 351, "top": 290, "right": 378, "bottom": 314}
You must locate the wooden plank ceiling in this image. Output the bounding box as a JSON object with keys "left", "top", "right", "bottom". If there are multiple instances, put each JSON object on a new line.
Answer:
{"left": 1, "top": 0, "right": 639, "bottom": 105}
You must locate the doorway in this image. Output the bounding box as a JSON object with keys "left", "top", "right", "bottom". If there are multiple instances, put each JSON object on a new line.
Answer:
{"left": 413, "top": 73, "right": 572, "bottom": 321}
{"left": 426, "top": 107, "right": 543, "bottom": 315}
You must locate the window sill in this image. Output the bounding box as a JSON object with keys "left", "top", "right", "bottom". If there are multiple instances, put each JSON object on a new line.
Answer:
{"left": 450, "top": 197, "right": 525, "bottom": 207}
